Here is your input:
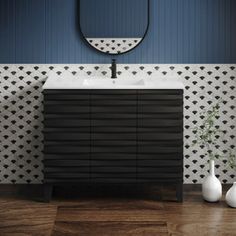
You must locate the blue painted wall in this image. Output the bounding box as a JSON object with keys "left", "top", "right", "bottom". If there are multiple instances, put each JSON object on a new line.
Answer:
{"left": 0, "top": 0, "right": 235, "bottom": 63}
{"left": 80, "top": 0, "right": 148, "bottom": 38}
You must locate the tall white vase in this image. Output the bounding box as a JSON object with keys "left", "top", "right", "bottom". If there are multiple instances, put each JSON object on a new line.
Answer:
{"left": 226, "top": 182, "right": 236, "bottom": 208}
{"left": 202, "top": 160, "right": 222, "bottom": 202}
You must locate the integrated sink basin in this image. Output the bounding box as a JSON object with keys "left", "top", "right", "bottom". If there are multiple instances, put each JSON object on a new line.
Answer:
{"left": 42, "top": 73, "right": 184, "bottom": 90}
{"left": 82, "top": 77, "right": 145, "bottom": 87}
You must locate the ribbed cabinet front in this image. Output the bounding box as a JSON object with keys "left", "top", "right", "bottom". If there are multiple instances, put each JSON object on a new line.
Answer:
{"left": 43, "top": 89, "right": 183, "bottom": 185}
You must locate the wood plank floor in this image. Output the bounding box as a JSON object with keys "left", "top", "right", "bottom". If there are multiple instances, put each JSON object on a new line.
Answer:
{"left": 0, "top": 185, "right": 236, "bottom": 236}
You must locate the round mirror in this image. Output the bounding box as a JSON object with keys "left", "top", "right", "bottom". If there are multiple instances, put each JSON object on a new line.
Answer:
{"left": 79, "top": 0, "right": 149, "bottom": 55}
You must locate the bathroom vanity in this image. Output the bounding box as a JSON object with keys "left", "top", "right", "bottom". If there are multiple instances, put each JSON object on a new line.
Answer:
{"left": 43, "top": 75, "right": 184, "bottom": 202}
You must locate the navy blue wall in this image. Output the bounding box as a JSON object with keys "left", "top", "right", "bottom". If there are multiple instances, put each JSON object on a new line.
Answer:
{"left": 80, "top": 0, "right": 148, "bottom": 38}
{"left": 0, "top": 0, "right": 235, "bottom": 63}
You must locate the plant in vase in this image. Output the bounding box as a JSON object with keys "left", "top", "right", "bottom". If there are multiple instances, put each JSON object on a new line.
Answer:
{"left": 193, "top": 101, "right": 227, "bottom": 202}
{"left": 225, "top": 151, "right": 236, "bottom": 208}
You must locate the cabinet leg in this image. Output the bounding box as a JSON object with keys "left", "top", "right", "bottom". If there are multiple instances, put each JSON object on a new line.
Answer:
{"left": 176, "top": 182, "right": 183, "bottom": 202}
{"left": 43, "top": 184, "right": 53, "bottom": 202}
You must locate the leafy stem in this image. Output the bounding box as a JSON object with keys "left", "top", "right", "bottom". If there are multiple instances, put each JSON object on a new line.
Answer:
{"left": 192, "top": 100, "right": 235, "bottom": 169}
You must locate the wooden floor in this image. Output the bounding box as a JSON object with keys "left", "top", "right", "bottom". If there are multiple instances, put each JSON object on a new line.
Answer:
{"left": 0, "top": 184, "right": 236, "bottom": 236}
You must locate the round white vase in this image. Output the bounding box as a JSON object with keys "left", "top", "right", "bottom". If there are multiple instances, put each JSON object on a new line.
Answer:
{"left": 226, "top": 182, "right": 236, "bottom": 208}
{"left": 202, "top": 160, "right": 222, "bottom": 202}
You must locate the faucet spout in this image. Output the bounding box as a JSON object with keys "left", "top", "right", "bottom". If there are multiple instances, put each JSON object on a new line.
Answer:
{"left": 111, "top": 59, "right": 117, "bottom": 79}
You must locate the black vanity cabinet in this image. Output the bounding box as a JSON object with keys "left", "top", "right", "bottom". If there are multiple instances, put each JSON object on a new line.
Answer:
{"left": 43, "top": 89, "right": 183, "bottom": 202}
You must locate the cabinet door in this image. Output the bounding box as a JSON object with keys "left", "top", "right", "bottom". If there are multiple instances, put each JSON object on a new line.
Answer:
{"left": 90, "top": 90, "right": 137, "bottom": 183}
{"left": 137, "top": 90, "right": 183, "bottom": 182}
{"left": 44, "top": 90, "right": 90, "bottom": 183}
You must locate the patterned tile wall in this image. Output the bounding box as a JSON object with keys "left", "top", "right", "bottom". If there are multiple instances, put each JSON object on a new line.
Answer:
{"left": 86, "top": 38, "right": 142, "bottom": 54}
{"left": 0, "top": 64, "right": 235, "bottom": 184}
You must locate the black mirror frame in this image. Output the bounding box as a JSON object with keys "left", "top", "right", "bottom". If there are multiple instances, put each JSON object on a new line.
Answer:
{"left": 78, "top": 0, "right": 150, "bottom": 56}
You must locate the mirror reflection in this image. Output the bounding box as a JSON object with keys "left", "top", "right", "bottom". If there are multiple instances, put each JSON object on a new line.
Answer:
{"left": 79, "top": 0, "right": 149, "bottom": 54}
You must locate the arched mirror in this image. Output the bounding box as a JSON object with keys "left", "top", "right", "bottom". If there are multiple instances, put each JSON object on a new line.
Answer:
{"left": 79, "top": 0, "right": 149, "bottom": 55}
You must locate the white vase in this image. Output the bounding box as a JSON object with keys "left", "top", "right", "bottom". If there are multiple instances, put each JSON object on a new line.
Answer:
{"left": 226, "top": 182, "right": 236, "bottom": 208}
{"left": 202, "top": 160, "right": 222, "bottom": 202}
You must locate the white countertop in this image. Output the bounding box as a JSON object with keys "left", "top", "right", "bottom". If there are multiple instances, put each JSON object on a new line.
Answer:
{"left": 42, "top": 73, "right": 184, "bottom": 90}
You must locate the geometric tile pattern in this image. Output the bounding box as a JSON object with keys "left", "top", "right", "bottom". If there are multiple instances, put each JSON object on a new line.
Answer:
{"left": 0, "top": 64, "right": 235, "bottom": 184}
{"left": 86, "top": 38, "right": 142, "bottom": 54}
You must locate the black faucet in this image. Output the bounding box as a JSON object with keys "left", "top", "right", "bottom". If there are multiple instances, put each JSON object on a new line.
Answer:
{"left": 111, "top": 59, "right": 117, "bottom": 79}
